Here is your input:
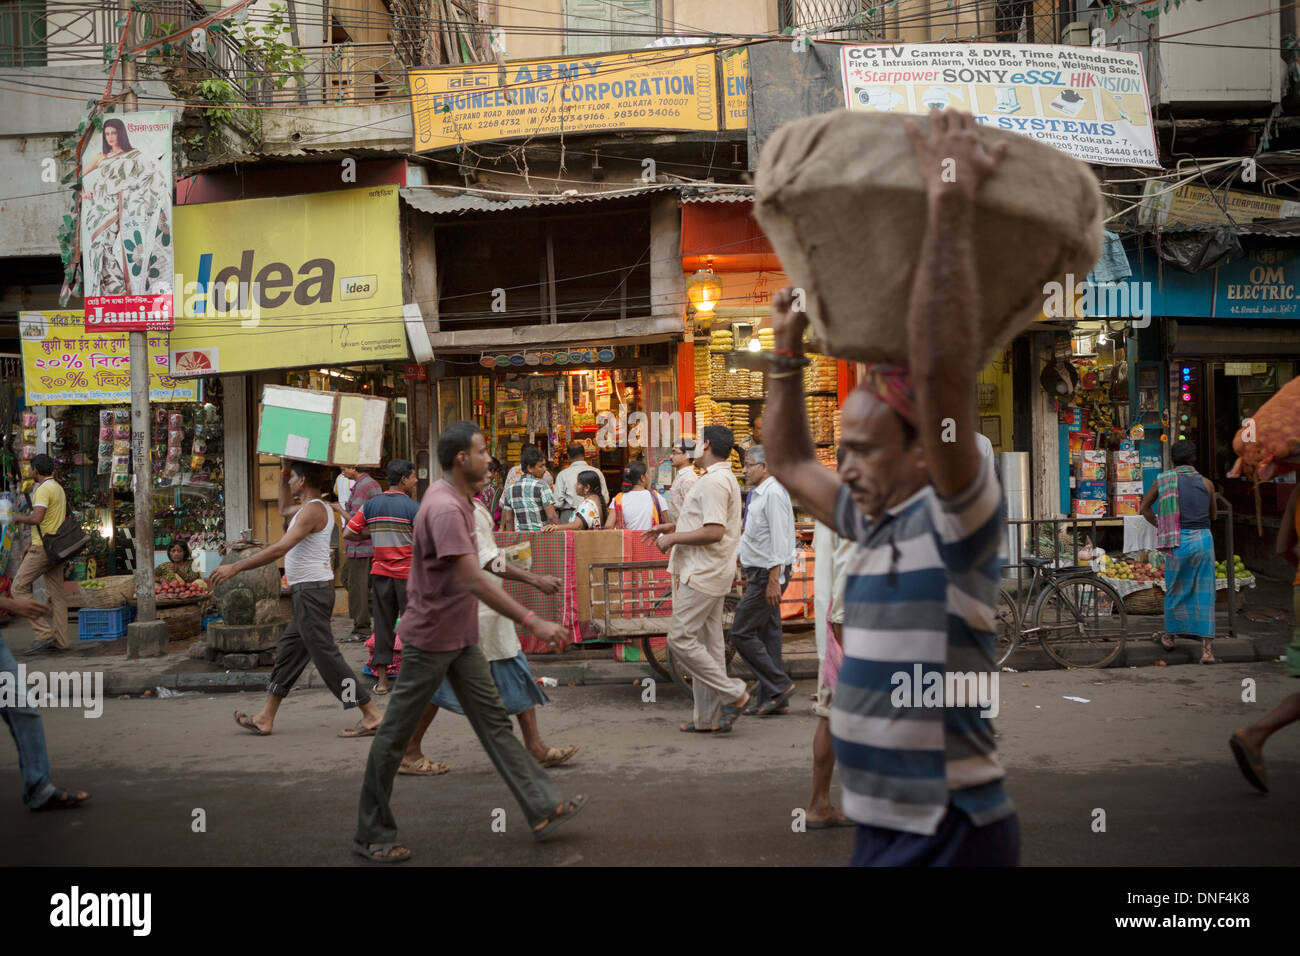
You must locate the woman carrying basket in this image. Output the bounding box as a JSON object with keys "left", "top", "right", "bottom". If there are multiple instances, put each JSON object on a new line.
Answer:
{"left": 1140, "top": 439, "right": 1218, "bottom": 664}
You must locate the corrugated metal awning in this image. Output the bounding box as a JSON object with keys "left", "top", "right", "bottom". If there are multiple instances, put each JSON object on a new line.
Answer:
{"left": 399, "top": 184, "right": 680, "bottom": 216}
{"left": 679, "top": 191, "right": 754, "bottom": 203}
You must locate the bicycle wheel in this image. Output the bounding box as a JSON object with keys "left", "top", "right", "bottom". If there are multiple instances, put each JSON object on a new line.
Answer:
{"left": 666, "top": 594, "right": 741, "bottom": 695}
{"left": 994, "top": 588, "right": 1020, "bottom": 669}
{"left": 1033, "top": 575, "right": 1127, "bottom": 668}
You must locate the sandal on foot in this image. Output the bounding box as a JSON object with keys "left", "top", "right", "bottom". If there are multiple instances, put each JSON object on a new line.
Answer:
{"left": 33, "top": 789, "right": 89, "bottom": 811}
{"left": 373, "top": 683, "right": 391, "bottom": 696}
{"left": 806, "top": 812, "right": 854, "bottom": 830}
{"left": 398, "top": 757, "right": 449, "bottom": 776}
{"left": 1229, "top": 733, "right": 1268, "bottom": 793}
{"left": 532, "top": 795, "right": 588, "bottom": 841}
{"left": 351, "top": 840, "right": 411, "bottom": 863}
{"left": 539, "top": 744, "right": 579, "bottom": 768}
{"left": 234, "top": 711, "right": 269, "bottom": 736}
{"left": 680, "top": 721, "right": 718, "bottom": 733}
{"left": 719, "top": 693, "right": 749, "bottom": 730}
{"left": 757, "top": 686, "right": 796, "bottom": 716}
{"left": 339, "top": 722, "right": 379, "bottom": 738}
{"left": 1154, "top": 632, "right": 1176, "bottom": 651}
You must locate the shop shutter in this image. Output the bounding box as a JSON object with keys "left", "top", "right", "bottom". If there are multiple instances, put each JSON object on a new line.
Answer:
{"left": 1168, "top": 320, "right": 1300, "bottom": 357}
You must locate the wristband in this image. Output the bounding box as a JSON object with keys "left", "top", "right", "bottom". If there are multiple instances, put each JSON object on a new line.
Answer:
{"left": 522, "top": 611, "right": 536, "bottom": 629}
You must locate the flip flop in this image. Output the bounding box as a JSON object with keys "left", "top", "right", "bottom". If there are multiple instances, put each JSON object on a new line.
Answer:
{"left": 806, "top": 814, "right": 855, "bottom": 830}
{"left": 234, "top": 711, "right": 269, "bottom": 736}
{"left": 531, "top": 795, "right": 588, "bottom": 841}
{"left": 339, "top": 722, "right": 379, "bottom": 738}
{"left": 1229, "top": 733, "right": 1268, "bottom": 793}
{"left": 719, "top": 692, "right": 749, "bottom": 730}
{"left": 351, "top": 840, "right": 411, "bottom": 863}
{"left": 539, "top": 744, "right": 580, "bottom": 768}
{"left": 33, "top": 789, "right": 90, "bottom": 811}
{"left": 398, "top": 757, "right": 449, "bottom": 776}
{"left": 1154, "top": 632, "right": 1176, "bottom": 651}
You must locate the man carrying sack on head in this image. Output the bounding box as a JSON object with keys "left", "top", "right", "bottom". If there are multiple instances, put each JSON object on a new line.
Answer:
{"left": 764, "top": 111, "right": 1018, "bottom": 866}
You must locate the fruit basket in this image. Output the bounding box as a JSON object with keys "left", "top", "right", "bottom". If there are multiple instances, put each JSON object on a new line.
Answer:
{"left": 1098, "top": 557, "right": 1166, "bottom": 614}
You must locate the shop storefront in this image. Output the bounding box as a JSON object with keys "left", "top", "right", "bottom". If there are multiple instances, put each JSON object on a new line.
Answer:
{"left": 17, "top": 310, "right": 225, "bottom": 579}
{"left": 169, "top": 185, "right": 411, "bottom": 553}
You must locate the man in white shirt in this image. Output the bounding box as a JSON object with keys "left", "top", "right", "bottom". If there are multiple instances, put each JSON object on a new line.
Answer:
{"left": 554, "top": 442, "right": 609, "bottom": 523}
{"left": 732, "top": 445, "right": 798, "bottom": 717}
{"left": 665, "top": 438, "right": 699, "bottom": 523}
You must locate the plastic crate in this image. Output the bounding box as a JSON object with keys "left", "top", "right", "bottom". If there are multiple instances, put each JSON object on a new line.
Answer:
{"left": 78, "top": 605, "right": 137, "bottom": 641}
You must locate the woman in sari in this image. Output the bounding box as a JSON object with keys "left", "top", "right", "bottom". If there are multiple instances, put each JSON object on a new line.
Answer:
{"left": 82, "top": 118, "right": 173, "bottom": 298}
{"left": 1141, "top": 439, "right": 1218, "bottom": 663}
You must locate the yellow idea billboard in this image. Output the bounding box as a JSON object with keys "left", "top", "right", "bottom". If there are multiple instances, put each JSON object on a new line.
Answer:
{"left": 168, "top": 186, "right": 407, "bottom": 376}
{"left": 410, "top": 47, "right": 719, "bottom": 151}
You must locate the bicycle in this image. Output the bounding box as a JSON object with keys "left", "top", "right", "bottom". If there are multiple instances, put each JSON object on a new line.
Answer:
{"left": 994, "top": 555, "right": 1129, "bottom": 669}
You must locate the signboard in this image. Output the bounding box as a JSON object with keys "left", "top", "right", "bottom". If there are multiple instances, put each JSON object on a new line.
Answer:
{"left": 1093, "top": 247, "right": 1299, "bottom": 319}
{"left": 18, "top": 310, "right": 198, "bottom": 404}
{"left": 840, "top": 44, "right": 1157, "bottom": 167}
{"left": 80, "top": 111, "right": 175, "bottom": 329}
{"left": 404, "top": 363, "right": 427, "bottom": 381}
{"left": 1139, "top": 181, "right": 1300, "bottom": 230}
{"left": 410, "top": 47, "right": 719, "bottom": 151}
{"left": 169, "top": 186, "right": 407, "bottom": 375}
{"left": 722, "top": 47, "right": 748, "bottom": 131}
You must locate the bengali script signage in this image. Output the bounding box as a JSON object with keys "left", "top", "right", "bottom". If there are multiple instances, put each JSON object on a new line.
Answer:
{"left": 19, "top": 311, "right": 198, "bottom": 404}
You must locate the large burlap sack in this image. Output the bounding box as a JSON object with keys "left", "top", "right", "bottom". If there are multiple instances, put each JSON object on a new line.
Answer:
{"left": 754, "top": 110, "right": 1103, "bottom": 366}
{"left": 1227, "top": 376, "right": 1300, "bottom": 481}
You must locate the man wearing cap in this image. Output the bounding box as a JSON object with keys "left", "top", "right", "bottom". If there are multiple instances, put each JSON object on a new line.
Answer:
{"left": 763, "top": 110, "right": 1017, "bottom": 866}
{"left": 731, "top": 444, "right": 798, "bottom": 716}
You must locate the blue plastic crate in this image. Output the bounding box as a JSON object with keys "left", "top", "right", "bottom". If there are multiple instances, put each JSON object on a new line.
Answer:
{"left": 78, "top": 605, "right": 137, "bottom": 641}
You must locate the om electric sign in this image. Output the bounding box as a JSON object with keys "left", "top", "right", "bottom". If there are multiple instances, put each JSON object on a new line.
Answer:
{"left": 410, "top": 47, "right": 722, "bottom": 151}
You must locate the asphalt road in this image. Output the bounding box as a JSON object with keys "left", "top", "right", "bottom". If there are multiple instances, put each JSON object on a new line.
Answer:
{"left": 2, "top": 658, "right": 1298, "bottom": 866}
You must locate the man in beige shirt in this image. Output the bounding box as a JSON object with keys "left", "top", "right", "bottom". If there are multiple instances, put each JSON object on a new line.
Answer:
{"left": 645, "top": 425, "right": 750, "bottom": 732}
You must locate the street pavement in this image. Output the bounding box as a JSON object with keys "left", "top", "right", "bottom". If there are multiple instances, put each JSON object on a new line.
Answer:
{"left": 2, "top": 644, "right": 1298, "bottom": 866}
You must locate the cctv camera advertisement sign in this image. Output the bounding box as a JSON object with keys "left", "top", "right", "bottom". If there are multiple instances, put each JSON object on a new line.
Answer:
{"left": 841, "top": 44, "right": 1157, "bottom": 167}
{"left": 168, "top": 185, "right": 407, "bottom": 375}
{"left": 80, "top": 111, "right": 175, "bottom": 330}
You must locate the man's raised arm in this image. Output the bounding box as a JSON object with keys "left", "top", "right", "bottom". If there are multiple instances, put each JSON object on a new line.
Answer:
{"left": 904, "top": 110, "right": 1007, "bottom": 498}
{"left": 763, "top": 286, "right": 843, "bottom": 528}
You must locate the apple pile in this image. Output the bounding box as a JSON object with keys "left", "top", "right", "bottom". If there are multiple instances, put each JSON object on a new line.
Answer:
{"left": 1102, "top": 559, "right": 1164, "bottom": 583}
{"left": 156, "top": 578, "right": 208, "bottom": 600}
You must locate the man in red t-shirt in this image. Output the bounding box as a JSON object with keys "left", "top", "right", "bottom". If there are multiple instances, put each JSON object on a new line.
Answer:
{"left": 345, "top": 459, "right": 419, "bottom": 696}
{"left": 352, "top": 422, "right": 588, "bottom": 863}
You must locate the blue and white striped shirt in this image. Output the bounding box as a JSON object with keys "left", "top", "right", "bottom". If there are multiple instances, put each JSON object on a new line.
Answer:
{"left": 830, "top": 454, "right": 1013, "bottom": 836}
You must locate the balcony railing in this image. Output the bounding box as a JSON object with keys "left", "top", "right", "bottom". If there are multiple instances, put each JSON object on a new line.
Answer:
{"left": 1, "top": 1, "right": 405, "bottom": 106}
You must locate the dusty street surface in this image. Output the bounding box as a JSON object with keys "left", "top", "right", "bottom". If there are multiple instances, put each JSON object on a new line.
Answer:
{"left": 2, "top": 658, "right": 1298, "bottom": 866}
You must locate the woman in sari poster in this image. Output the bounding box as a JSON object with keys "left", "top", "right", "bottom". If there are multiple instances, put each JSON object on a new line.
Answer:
{"left": 80, "top": 115, "right": 173, "bottom": 298}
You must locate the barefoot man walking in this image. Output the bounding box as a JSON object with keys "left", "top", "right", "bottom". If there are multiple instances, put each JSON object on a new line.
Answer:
{"left": 352, "top": 422, "right": 586, "bottom": 863}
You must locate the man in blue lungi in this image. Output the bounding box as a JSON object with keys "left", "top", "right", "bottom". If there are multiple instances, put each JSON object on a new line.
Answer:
{"left": 1141, "top": 439, "right": 1218, "bottom": 664}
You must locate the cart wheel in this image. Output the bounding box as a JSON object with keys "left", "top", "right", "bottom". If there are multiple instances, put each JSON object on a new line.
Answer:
{"left": 640, "top": 635, "right": 672, "bottom": 681}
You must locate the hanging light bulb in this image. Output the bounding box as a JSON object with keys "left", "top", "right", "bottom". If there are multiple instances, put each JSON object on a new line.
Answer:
{"left": 685, "top": 258, "right": 723, "bottom": 314}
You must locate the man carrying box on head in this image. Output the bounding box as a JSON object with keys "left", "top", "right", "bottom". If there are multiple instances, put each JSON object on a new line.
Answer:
{"left": 212, "top": 459, "right": 384, "bottom": 740}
